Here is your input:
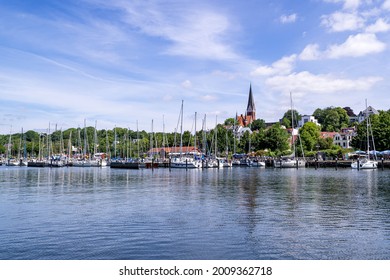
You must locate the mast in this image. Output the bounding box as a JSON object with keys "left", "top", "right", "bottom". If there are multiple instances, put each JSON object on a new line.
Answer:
{"left": 83, "top": 119, "right": 87, "bottom": 158}
{"left": 202, "top": 115, "right": 207, "bottom": 156}
{"left": 234, "top": 112, "right": 237, "bottom": 155}
{"left": 215, "top": 115, "right": 218, "bottom": 158}
{"left": 365, "top": 99, "right": 369, "bottom": 155}
{"left": 290, "top": 92, "right": 296, "bottom": 158}
{"left": 150, "top": 119, "right": 153, "bottom": 158}
{"left": 180, "top": 100, "right": 183, "bottom": 158}
{"left": 105, "top": 129, "right": 109, "bottom": 159}
{"left": 194, "top": 112, "right": 197, "bottom": 151}
{"left": 7, "top": 126, "right": 12, "bottom": 161}
{"left": 114, "top": 126, "right": 117, "bottom": 159}
{"left": 93, "top": 120, "right": 98, "bottom": 156}
{"left": 137, "top": 121, "right": 140, "bottom": 160}
{"left": 68, "top": 130, "right": 72, "bottom": 161}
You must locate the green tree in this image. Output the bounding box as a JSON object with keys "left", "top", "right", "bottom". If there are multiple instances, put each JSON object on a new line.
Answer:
{"left": 251, "top": 119, "right": 266, "bottom": 131}
{"left": 318, "top": 137, "right": 333, "bottom": 150}
{"left": 224, "top": 118, "right": 235, "bottom": 126}
{"left": 352, "top": 110, "right": 390, "bottom": 151}
{"left": 281, "top": 109, "right": 301, "bottom": 128}
{"left": 299, "top": 122, "right": 321, "bottom": 151}
{"left": 264, "top": 123, "right": 289, "bottom": 153}
{"left": 313, "top": 107, "right": 349, "bottom": 131}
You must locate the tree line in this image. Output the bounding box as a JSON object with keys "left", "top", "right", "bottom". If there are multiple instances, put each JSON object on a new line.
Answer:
{"left": 1, "top": 106, "right": 390, "bottom": 159}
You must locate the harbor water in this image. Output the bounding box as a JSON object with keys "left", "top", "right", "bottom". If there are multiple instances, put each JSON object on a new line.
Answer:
{"left": 0, "top": 166, "right": 389, "bottom": 260}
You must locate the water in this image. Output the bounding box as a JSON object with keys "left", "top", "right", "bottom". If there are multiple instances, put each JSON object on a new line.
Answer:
{"left": 0, "top": 166, "right": 389, "bottom": 260}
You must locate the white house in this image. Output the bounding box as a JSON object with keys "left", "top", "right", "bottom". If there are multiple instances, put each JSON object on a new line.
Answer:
{"left": 357, "top": 106, "right": 379, "bottom": 123}
{"left": 298, "top": 115, "right": 320, "bottom": 128}
{"left": 333, "top": 132, "right": 354, "bottom": 149}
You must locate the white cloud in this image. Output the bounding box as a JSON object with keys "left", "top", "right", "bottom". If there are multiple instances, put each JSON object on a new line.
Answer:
{"left": 265, "top": 71, "right": 382, "bottom": 93}
{"left": 324, "top": 0, "right": 361, "bottom": 10}
{"left": 299, "top": 44, "right": 322, "bottom": 60}
{"left": 326, "top": 33, "right": 386, "bottom": 58}
{"left": 181, "top": 80, "right": 192, "bottom": 88}
{"left": 280, "top": 13, "right": 297, "bottom": 24}
{"left": 201, "top": 95, "right": 217, "bottom": 101}
{"left": 251, "top": 55, "right": 297, "bottom": 76}
{"left": 365, "top": 18, "right": 390, "bottom": 33}
{"left": 321, "top": 12, "right": 365, "bottom": 32}
{"left": 107, "top": 2, "right": 239, "bottom": 61}
{"left": 383, "top": 0, "right": 390, "bottom": 10}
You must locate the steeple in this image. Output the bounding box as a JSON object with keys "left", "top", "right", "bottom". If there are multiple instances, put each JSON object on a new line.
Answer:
{"left": 246, "top": 84, "right": 256, "bottom": 120}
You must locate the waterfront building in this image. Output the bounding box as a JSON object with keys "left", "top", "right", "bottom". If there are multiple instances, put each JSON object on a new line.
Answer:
{"left": 357, "top": 106, "right": 378, "bottom": 123}
{"left": 297, "top": 115, "right": 320, "bottom": 128}
{"left": 147, "top": 146, "right": 201, "bottom": 158}
{"left": 320, "top": 128, "right": 356, "bottom": 149}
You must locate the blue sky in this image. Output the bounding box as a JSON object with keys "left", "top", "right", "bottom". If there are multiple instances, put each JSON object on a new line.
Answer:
{"left": 1, "top": 0, "right": 390, "bottom": 134}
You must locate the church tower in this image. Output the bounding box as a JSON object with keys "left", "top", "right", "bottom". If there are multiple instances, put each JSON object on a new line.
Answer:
{"left": 237, "top": 84, "right": 256, "bottom": 127}
{"left": 246, "top": 84, "right": 256, "bottom": 121}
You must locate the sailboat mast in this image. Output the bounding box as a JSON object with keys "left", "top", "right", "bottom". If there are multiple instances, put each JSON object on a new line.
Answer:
{"left": 180, "top": 100, "right": 183, "bottom": 157}
{"left": 194, "top": 112, "right": 197, "bottom": 151}
{"left": 215, "top": 115, "right": 218, "bottom": 158}
{"left": 365, "top": 99, "right": 370, "bottom": 155}
{"left": 83, "top": 119, "right": 87, "bottom": 158}
{"left": 137, "top": 121, "right": 140, "bottom": 159}
{"left": 94, "top": 120, "right": 97, "bottom": 156}
{"left": 290, "top": 92, "right": 296, "bottom": 158}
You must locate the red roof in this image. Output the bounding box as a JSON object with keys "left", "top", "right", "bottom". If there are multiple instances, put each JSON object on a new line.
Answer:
{"left": 320, "top": 132, "right": 338, "bottom": 139}
{"left": 147, "top": 146, "right": 201, "bottom": 154}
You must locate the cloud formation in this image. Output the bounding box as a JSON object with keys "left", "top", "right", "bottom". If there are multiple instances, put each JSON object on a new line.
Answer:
{"left": 280, "top": 13, "right": 297, "bottom": 24}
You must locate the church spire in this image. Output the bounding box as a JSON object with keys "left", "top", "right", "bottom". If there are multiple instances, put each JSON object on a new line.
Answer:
{"left": 246, "top": 84, "right": 256, "bottom": 120}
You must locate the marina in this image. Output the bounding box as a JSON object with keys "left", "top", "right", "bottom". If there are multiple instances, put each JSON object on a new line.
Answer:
{"left": 0, "top": 166, "right": 388, "bottom": 260}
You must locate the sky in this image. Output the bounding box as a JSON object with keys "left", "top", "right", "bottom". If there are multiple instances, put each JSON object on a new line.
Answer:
{"left": 1, "top": 0, "right": 390, "bottom": 135}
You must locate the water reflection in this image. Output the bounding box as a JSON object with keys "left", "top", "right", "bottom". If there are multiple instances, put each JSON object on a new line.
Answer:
{"left": 0, "top": 166, "right": 389, "bottom": 259}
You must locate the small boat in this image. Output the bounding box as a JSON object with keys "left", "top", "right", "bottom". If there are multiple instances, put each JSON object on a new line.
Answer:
{"left": 274, "top": 157, "right": 306, "bottom": 168}
{"left": 351, "top": 157, "right": 377, "bottom": 169}
{"left": 110, "top": 160, "right": 140, "bottom": 169}
{"left": 351, "top": 99, "right": 377, "bottom": 170}
{"left": 170, "top": 157, "right": 200, "bottom": 168}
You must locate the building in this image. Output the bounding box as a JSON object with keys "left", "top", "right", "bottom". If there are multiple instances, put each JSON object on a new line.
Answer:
{"left": 320, "top": 128, "right": 356, "bottom": 149}
{"left": 357, "top": 106, "right": 379, "bottom": 123}
{"left": 297, "top": 115, "right": 320, "bottom": 128}
{"left": 236, "top": 84, "right": 256, "bottom": 127}
{"left": 147, "top": 146, "right": 201, "bottom": 158}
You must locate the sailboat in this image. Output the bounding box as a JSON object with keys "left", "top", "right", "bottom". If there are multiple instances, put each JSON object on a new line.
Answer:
{"left": 5, "top": 126, "right": 20, "bottom": 166}
{"left": 170, "top": 100, "right": 200, "bottom": 169}
{"left": 351, "top": 100, "right": 377, "bottom": 169}
{"left": 274, "top": 92, "right": 306, "bottom": 168}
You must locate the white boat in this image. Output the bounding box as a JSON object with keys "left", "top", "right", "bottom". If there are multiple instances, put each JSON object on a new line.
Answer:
{"left": 71, "top": 159, "right": 92, "bottom": 167}
{"left": 170, "top": 157, "right": 200, "bottom": 168}
{"left": 351, "top": 99, "right": 377, "bottom": 170}
{"left": 5, "top": 158, "right": 20, "bottom": 166}
{"left": 351, "top": 157, "right": 377, "bottom": 169}
{"left": 274, "top": 157, "right": 306, "bottom": 168}
{"left": 219, "top": 158, "right": 232, "bottom": 167}
{"left": 249, "top": 159, "right": 265, "bottom": 167}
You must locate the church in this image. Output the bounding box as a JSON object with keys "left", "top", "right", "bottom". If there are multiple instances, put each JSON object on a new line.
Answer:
{"left": 237, "top": 84, "right": 256, "bottom": 127}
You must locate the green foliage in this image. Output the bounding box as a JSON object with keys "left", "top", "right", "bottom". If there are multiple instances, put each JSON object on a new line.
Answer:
{"left": 351, "top": 110, "right": 390, "bottom": 151}
{"left": 264, "top": 123, "right": 289, "bottom": 153}
{"left": 299, "top": 122, "right": 321, "bottom": 151}
{"left": 251, "top": 119, "right": 266, "bottom": 131}
{"left": 318, "top": 137, "right": 333, "bottom": 150}
{"left": 224, "top": 118, "right": 235, "bottom": 126}
{"left": 313, "top": 107, "right": 349, "bottom": 131}
{"left": 281, "top": 109, "right": 301, "bottom": 128}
